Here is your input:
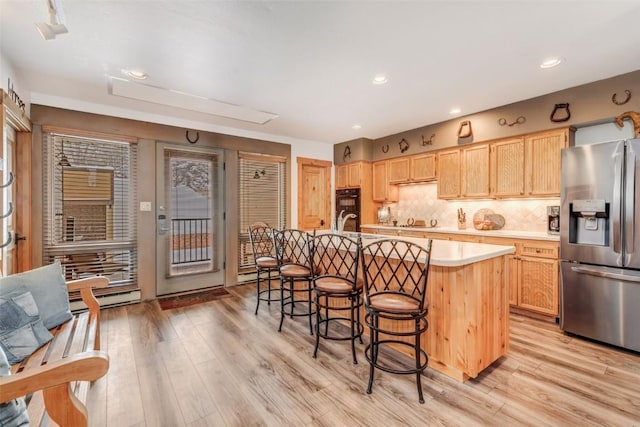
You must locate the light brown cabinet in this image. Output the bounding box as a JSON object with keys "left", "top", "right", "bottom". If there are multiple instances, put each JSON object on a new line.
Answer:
{"left": 388, "top": 158, "right": 410, "bottom": 183}
{"left": 410, "top": 153, "right": 437, "bottom": 182}
{"left": 372, "top": 161, "right": 399, "bottom": 202}
{"left": 461, "top": 144, "right": 490, "bottom": 198}
{"left": 335, "top": 162, "right": 363, "bottom": 189}
{"left": 437, "top": 127, "right": 573, "bottom": 200}
{"left": 490, "top": 138, "right": 525, "bottom": 197}
{"left": 525, "top": 128, "right": 571, "bottom": 196}
{"left": 437, "top": 149, "right": 461, "bottom": 199}
{"left": 363, "top": 228, "right": 560, "bottom": 319}
{"left": 483, "top": 237, "right": 559, "bottom": 317}
{"left": 386, "top": 153, "right": 437, "bottom": 184}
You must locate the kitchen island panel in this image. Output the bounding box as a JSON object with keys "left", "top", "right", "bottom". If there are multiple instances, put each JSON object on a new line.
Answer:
{"left": 369, "top": 253, "right": 509, "bottom": 381}
{"left": 426, "top": 255, "right": 508, "bottom": 380}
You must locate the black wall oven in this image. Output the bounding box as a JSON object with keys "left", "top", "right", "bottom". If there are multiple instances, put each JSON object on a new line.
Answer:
{"left": 336, "top": 188, "right": 361, "bottom": 232}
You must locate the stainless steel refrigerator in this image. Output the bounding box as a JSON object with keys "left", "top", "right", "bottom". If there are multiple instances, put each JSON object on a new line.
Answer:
{"left": 560, "top": 138, "right": 640, "bottom": 352}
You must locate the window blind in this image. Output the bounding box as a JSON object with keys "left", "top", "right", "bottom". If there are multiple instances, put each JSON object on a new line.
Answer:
{"left": 42, "top": 132, "right": 138, "bottom": 294}
{"left": 238, "top": 153, "right": 286, "bottom": 271}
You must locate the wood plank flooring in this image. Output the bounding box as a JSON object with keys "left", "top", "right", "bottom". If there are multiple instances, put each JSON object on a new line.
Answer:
{"left": 87, "top": 283, "right": 640, "bottom": 427}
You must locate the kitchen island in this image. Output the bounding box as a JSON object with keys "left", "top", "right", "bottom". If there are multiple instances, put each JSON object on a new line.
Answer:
{"left": 351, "top": 233, "right": 515, "bottom": 381}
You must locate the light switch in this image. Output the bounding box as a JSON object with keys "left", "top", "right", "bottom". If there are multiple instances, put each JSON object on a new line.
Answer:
{"left": 140, "top": 201, "right": 152, "bottom": 211}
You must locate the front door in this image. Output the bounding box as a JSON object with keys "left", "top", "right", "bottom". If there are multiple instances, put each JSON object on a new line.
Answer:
{"left": 156, "top": 144, "right": 225, "bottom": 295}
{"left": 297, "top": 157, "right": 332, "bottom": 230}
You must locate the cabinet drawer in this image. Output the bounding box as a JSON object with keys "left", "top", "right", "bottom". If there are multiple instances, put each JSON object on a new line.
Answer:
{"left": 520, "top": 243, "right": 558, "bottom": 259}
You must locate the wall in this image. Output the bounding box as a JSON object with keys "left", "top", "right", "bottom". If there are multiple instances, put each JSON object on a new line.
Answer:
{"left": 0, "top": 50, "right": 30, "bottom": 114}
{"left": 371, "top": 70, "right": 639, "bottom": 161}
{"left": 388, "top": 183, "right": 554, "bottom": 232}
{"left": 334, "top": 70, "right": 639, "bottom": 164}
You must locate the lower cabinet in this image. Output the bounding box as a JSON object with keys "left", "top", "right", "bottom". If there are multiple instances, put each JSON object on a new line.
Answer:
{"left": 362, "top": 228, "right": 560, "bottom": 319}
{"left": 484, "top": 238, "right": 559, "bottom": 317}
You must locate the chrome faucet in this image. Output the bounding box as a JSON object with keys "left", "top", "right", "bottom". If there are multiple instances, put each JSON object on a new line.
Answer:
{"left": 337, "top": 209, "right": 357, "bottom": 234}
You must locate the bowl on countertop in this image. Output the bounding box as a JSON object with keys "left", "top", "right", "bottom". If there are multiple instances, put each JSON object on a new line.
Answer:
{"left": 473, "top": 209, "right": 505, "bottom": 230}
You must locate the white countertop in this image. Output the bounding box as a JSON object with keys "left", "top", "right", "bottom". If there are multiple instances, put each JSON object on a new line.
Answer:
{"left": 368, "top": 236, "right": 515, "bottom": 267}
{"left": 361, "top": 224, "right": 560, "bottom": 242}
{"left": 331, "top": 232, "right": 515, "bottom": 267}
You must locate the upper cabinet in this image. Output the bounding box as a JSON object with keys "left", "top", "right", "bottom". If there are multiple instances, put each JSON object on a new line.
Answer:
{"left": 372, "top": 160, "right": 399, "bottom": 202}
{"left": 435, "top": 127, "right": 574, "bottom": 200}
{"left": 387, "top": 154, "right": 437, "bottom": 184}
{"left": 437, "top": 149, "right": 461, "bottom": 199}
{"left": 525, "top": 128, "right": 572, "bottom": 197}
{"left": 410, "top": 153, "right": 437, "bottom": 182}
{"left": 388, "top": 158, "right": 410, "bottom": 183}
{"left": 490, "top": 138, "right": 525, "bottom": 197}
{"left": 336, "top": 161, "right": 363, "bottom": 189}
{"left": 461, "top": 144, "right": 490, "bottom": 198}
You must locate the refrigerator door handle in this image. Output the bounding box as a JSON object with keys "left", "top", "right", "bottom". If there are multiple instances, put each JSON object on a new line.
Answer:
{"left": 612, "top": 143, "right": 624, "bottom": 258}
{"left": 571, "top": 265, "right": 640, "bottom": 283}
{"left": 625, "top": 142, "right": 636, "bottom": 260}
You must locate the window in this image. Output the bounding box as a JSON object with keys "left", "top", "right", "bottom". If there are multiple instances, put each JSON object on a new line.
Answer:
{"left": 42, "top": 131, "right": 138, "bottom": 293}
{"left": 238, "top": 152, "right": 286, "bottom": 272}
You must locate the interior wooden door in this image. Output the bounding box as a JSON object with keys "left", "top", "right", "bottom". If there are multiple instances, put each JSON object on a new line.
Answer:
{"left": 297, "top": 157, "right": 331, "bottom": 231}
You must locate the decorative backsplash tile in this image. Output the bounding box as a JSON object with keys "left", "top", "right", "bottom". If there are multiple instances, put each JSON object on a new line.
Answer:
{"left": 387, "top": 183, "right": 558, "bottom": 232}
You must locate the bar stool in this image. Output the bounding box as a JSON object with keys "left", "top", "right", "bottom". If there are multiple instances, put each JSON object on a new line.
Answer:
{"left": 272, "top": 229, "right": 315, "bottom": 334}
{"left": 248, "top": 222, "right": 280, "bottom": 315}
{"left": 311, "top": 233, "right": 363, "bottom": 364}
{"left": 361, "top": 238, "right": 432, "bottom": 403}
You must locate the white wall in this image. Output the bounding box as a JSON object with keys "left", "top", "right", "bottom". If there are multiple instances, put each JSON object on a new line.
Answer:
{"left": 0, "top": 49, "right": 30, "bottom": 113}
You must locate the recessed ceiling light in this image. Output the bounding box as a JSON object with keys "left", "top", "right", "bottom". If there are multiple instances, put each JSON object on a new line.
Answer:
{"left": 449, "top": 107, "right": 462, "bottom": 114}
{"left": 352, "top": 124, "right": 362, "bottom": 130}
{"left": 124, "top": 69, "right": 148, "bottom": 80}
{"left": 372, "top": 75, "right": 388, "bottom": 85}
{"left": 540, "top": 57, "right": 564, "bottom": 69}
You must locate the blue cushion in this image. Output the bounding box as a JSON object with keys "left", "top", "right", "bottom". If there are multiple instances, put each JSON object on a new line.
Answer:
{"left": 0, "top": 286, "right": 54, "bottom": 364}
{"left": 0, "top": 262, "right": 72, "bottom": 329}
{"left": 0, "top": 346, "right": 29, "bottom": 426}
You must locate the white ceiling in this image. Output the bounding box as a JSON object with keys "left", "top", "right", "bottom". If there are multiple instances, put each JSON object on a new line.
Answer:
{"left": 1, "top": 1, "right": 639, "bottom": 145}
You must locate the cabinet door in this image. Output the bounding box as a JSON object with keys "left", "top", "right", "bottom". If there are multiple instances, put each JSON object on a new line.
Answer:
{"left": 410, "top": 153, "right": 437, "bottom": 182}
{"left": 490, "top": 138, "right": 525, "bottom": 197}
{"left": 347, "top": 162, "right": 362, "bottom": 187}
{"left": 372, "top": 161, "right": 398, "bottom": 202}
{"left": 461, "top": 144, "right": 490, "bottom": 198}
{"left": 335, "top": 164, "right": 348, "bottom": 189}
{"left": 525, "top": 129, "right": 569, "bottom": 196}
{"left": 437, "top": 149, "right": 461, "bottom": 199}
{"left": 518, "top": 256, "right": 559, "bottom": 316}
{"left": 388, "top": 158, "right": 410, "bottom": 183}
{"left": 505, "top": 254, "right": 519, "bottom": 306}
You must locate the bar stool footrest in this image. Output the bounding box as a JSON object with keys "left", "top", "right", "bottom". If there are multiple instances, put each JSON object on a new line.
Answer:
{"left": 364, "top": 340, "right": 428, "bottom": 375}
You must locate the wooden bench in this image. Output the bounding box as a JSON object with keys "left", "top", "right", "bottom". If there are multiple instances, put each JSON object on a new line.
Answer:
{"left": 0, "top": 276, "right": 110, "bottom": 426}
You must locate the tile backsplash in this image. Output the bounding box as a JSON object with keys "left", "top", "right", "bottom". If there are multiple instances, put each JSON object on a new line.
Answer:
{"left": 386, "top": 183, "right": 558, "bottom": 232}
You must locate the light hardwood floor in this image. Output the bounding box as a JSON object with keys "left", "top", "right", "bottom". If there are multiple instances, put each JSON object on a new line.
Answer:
{"left": 87, "top": 284, "right": 640, "bottom": 427}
